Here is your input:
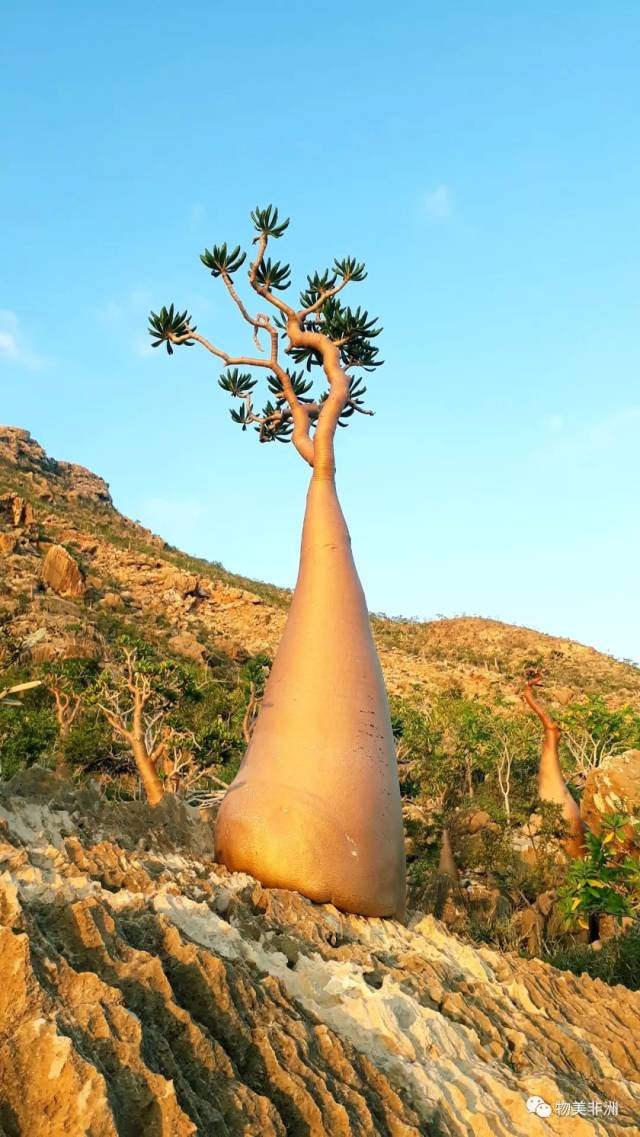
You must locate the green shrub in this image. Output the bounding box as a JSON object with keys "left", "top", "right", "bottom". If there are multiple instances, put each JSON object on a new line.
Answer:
{"left": 0, "top": 703, "right": 57, "bottom": 778}
{"left": 558, "top": 813, "right": 640, "bottom": 931}
{"left": 544, "top": 926, "right": 640, "bottom": 990}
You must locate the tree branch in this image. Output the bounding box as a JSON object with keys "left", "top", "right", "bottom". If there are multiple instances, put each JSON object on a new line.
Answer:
{"left": 522, "top": 677, "right": 560, "bottom": 735}
{"left": 298, "top": 277, "right": 350, "bottom": 317}
{"left": 169, "top": 330, "right": 277, "bottom": 371}
{"left": 247, "top": 234, "right": 296, "bottom": 318}
{"left": 285, "top": 317, "right": 349, "bottom": 478}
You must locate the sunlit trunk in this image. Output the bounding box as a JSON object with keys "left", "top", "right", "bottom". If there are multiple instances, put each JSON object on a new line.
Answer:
{"left": 538, "top": 728, "right": 586, "bottom": 859}
{"left": 215, "top": 472, "right": 407, "bottom": 918}
{"left": 132, "top": 738, "right": 164, "bottom": 807}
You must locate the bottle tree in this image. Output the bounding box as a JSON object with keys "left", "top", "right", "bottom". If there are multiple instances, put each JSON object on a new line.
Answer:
{"left": 148, "top": 206, "right": 406, "bottom": 918}
{"left": 522, "top": 676, "right": 586, "bottom": 859}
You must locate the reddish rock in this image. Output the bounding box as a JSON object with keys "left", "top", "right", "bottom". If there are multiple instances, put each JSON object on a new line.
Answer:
{"left": 40, "top": 545, "right": 85, "bottom": 599}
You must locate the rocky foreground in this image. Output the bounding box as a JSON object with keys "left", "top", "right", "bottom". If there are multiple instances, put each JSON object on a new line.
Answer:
{"left": 0, "top": 772, "right": 638, "bottom": 1136}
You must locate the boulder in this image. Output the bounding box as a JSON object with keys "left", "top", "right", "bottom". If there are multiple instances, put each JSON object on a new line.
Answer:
{"left": 581, "top": 749, "right": 640, "bottom": 851}
{"left": 467, "top": 809, "right": 492, "bottom": 834}
{"left": 40, "top": 545, "right": 85, "bottom": 599}
{"left": 98, "top": 591, "right": 124, "bottom": 610}
{"left": 167, "top": 571, "right": 210, "bottom": 600}
{"left": 168, "top": 632, "right": 206, "bottom": 662}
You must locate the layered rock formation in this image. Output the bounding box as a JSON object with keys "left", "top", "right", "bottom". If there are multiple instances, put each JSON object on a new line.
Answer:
{"left": 0, "top": 427, "right": 112, "bottom": 507}
{"left": 0, "top": 770, "right": 638, "bottom": 1136}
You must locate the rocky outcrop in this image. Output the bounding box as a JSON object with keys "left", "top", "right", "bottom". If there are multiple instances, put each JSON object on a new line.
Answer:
{"left": 0, "top": 426, "right": 57, "bottom": 475}
{"left": 40, "top": 544, "right": 85, "bottom": 598}
{"left": 0, "top": 770, "right": 638, "bottom": 1136}
{"left": 0, "top": 425, "right": 113, "bottom": 507}
{"left": 582, "top": 750, "right": 640, "bottom": 851}
{"left": 0, "top": 492, "right": 34, "bottom": 528}
{"left": 56, "top": 461, "right": 112, "bottom": 505}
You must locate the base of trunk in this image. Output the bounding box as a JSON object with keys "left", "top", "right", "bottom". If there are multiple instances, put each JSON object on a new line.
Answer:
{"left": 215, "top": 777, "right": 406, "bottom": 919}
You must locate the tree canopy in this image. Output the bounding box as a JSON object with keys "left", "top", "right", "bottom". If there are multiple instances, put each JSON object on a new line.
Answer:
{"left": 148, "top": 206, "right": 383, "bottom": 462}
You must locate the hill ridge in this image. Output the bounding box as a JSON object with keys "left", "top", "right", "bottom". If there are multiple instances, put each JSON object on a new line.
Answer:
{"left": 1, "top": 423, "right": 639, "bottom": 706}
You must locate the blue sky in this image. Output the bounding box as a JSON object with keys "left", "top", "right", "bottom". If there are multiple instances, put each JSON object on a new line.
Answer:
{"left": 2, "top": 2, "right": 639, "bottom": 663}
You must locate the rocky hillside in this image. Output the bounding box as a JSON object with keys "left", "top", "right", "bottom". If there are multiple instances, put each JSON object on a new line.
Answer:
{"left": 1, "top": 425, "right": 639, "bottom": 707}
{"left": 1, "top": 768, "right": 639, "bottom": 1137}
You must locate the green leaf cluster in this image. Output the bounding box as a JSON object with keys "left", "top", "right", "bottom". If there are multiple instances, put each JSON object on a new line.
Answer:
{"left": 200, "top": 243, "right": 246, "bottom": 277}
{"left": 267, "top": 369, "right": 313, "bottom": 404}
{"left": 250, "top": 204, "right": 290, "bottom": 239}
{"left": 148, "top": 305, "right": 195, "bottom": 354}
{"left": 559, "top": 812, "right": 640, "bottom": 928}
{"left": 218, "top": 369, "right": 257, "bottom": 398}
{"left": 255, "top": 257, "right": 291, "bottom": 292}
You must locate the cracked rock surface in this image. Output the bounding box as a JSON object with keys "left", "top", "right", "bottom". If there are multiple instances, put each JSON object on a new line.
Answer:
{"left": 0, "top": 770, "right": 638, "bottom": 1136}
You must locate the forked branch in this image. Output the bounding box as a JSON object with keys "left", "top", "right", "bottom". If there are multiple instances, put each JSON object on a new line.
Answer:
{"left": 522, "top": 676, "right": 560, "bottom": 735}
{"left": 149, "top": 206, "right": 382, "bottom": 477}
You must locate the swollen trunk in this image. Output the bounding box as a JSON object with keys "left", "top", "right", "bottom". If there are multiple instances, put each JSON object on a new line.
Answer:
{"left": 539, "top": 730, "right": 586, "bottom": 859}
{"left": 215, "top": 474, "right": 407, "bottom": 918}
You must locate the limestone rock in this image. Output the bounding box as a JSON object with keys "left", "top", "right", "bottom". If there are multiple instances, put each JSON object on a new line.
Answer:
{"left": 455, "top": 809, "right": 493, "bottom": 836}
{"left": 0, "top": 771, "right": 638, "bottom": 1136}
{"left": 582, "top": 750, "right": 640, "bottom": 851}
{"left": 40, "top": 545, "right": 85, "bottom": 598}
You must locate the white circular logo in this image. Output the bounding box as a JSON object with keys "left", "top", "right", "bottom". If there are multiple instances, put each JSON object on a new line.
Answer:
{"left": 526, "top": 1096, "right": 545, "bottom": 1114}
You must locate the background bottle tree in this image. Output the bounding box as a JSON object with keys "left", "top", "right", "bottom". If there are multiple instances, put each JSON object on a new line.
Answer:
{"left": 148, "top": 206, "right": 406, "bottom": 918}
{"left": 522, "top": 674, "right": 586, "bottom": 859}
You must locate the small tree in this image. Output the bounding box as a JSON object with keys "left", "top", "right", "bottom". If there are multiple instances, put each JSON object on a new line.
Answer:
{"left": 148, "top": 206, "right": 406, "bottom": 917}
{"left": 561, "top": 695, "right": 640, "bottom": 787}
{"left": 97, "top": 649, "right": 168, "bottom": 805}
{"left": 159, "top": 729, "right": 230, "bottom": 801}
{"left": 46, "top": 678, "right": 81, "bottom": 773}
{"left": 429, "top": 693, "right": 496, "bottom": 803}
{"left": 495, "top": 728, "right": 514, "bottom": 822}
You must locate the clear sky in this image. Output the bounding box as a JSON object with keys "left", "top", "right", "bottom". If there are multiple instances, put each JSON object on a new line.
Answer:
{"left": 2, "top": 2, "right": 639, "bottom": 664}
